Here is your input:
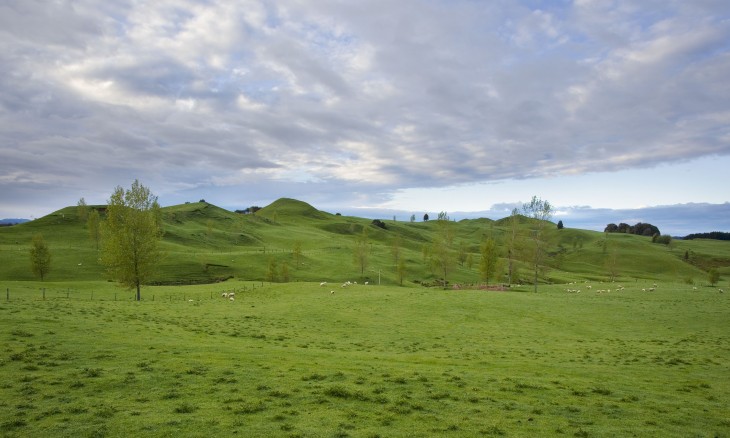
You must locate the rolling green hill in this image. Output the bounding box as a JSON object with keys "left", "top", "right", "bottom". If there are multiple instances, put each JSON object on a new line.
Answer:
{"left": 0, "top": 198, "right": 727, "bottom": 287}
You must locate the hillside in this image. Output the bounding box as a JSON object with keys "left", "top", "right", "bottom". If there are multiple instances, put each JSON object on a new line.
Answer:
{"left": 1, "top": 198, "right": 727, "bottom": 287}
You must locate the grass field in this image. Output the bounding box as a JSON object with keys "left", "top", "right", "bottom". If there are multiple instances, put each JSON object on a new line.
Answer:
{"left": 1, "top": 280, "right": 728, "bottom": 437}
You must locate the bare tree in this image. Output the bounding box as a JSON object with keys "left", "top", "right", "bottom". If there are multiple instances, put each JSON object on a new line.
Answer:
{"left": 522, "top": 196, "right": 553, "bottom": 293}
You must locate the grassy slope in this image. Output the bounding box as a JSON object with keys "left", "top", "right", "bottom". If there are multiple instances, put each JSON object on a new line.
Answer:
{"left": 1, "top": 198, "right": 725, "bottom": 287}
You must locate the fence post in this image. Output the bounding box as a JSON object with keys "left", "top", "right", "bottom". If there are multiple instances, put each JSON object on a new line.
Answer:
{"left": 91, "top": 291, "right": 94, "bottom": 300}
{"left": 42, "top": 288, "right": 46, "bottom": 300}
{"left": 6, "top": 288, "right": 9, "bottom": 301}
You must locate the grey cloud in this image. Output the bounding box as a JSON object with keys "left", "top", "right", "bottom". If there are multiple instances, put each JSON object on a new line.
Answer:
{"left": 0, "top": 0, "right": 728, "bottom": 222}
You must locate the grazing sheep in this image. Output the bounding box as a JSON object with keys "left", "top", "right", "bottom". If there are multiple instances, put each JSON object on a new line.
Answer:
{"left": 222, "top": 292, "right": 229, "bottom": 298}
{"left": 229, "top": 296, "right": 235, "bottom": 302}
{"left": 228, "top": 292, "right": 235, "bottom": 298}
{"left": 320, "top": 282, "right": 327, "bottom": 287}
{"left": 364, "top": 281, "right": 369, "bottom": 285}
{"left": 330, "top": 290, "right": 335, "bottom": 294}
{"left": 719, "top": 289, "right": 725, "bottom": 293}
{"left": 693, "top": 287, "right": 698, "bottom": 291}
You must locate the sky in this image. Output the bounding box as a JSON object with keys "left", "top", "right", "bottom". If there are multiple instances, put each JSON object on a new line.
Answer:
{"left": 1, "top": 0, "right": 729, "bottom": 235}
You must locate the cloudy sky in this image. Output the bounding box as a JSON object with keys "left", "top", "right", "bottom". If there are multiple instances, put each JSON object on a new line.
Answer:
{"left": 1, "top": 0, "right": 729, "bottom": 235}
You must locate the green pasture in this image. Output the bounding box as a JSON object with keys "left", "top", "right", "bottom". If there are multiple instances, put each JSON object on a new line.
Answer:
{"left": 1, "top": 199, "right": 726, "bottom": 287}
{"left": 1, "top": 280, "right": 728, "bottom": 437}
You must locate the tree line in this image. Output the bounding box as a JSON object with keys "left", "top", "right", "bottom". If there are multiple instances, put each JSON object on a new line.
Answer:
{"left": 604, "top": 222, "right": 660, "bottom": 236}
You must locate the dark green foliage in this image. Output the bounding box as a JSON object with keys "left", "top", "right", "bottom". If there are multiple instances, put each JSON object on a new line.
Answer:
{"left": 684, "top": 231, "right": 730, "bottom": 241}
{"left": 605, "top": 222, "right": 660, "bottom": 236}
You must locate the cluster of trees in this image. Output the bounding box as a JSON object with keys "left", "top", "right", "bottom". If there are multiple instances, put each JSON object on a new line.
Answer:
{"left": 235, "top": 206, "right": 262, "bottom": 215}
{"left": 604, "top": 222, "right": 660, "bottom": 236}
{"left": 683, "top": 232, "right": 730, "bottom": 241}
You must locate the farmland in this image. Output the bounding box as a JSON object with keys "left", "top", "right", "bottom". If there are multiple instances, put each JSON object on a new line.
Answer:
{"left": 1, "top": 198, "right": 729, "bottom": 436}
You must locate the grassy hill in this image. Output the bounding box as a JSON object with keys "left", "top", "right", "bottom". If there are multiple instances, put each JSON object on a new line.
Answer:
{"left": 0, "top": 198, "right": 727, "bottom": 287}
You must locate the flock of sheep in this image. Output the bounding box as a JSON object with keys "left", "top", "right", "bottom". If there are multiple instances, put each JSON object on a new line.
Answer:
{"left": 565, "top": 281, "right": 724, "bottom": 294}
{"left": 319, "top": 280, "right": 369, "bottom": 294}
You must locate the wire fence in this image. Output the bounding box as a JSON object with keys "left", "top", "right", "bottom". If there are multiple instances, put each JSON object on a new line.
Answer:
{"left": 1, "top": 281, "right": 273, "bottom": 303}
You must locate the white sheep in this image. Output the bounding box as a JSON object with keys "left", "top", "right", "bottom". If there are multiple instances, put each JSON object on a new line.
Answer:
{"left": 320, "top": 282, "right": 327, "bottom": 287}
{"left": 229, "top": 296, "right": 235, "bottom": 302}
{"left": 719, "top": 289, "right": 725, "bottom": 293}
{"left": 228, "top": 292, "right": 235, "bottom": 298}
{"left": 222, "top": 292, "right": 229, "bottom": 298}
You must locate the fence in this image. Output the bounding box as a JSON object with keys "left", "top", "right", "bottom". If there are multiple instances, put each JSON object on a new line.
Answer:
{"left": 2, "top": 282, "right": 271, "bottom": 303}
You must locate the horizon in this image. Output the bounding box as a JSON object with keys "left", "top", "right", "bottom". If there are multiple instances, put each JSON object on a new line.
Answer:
{"left": 1, "top": 2, "right": 728, "bottom": 234}
{"left": 4, "top": 197, "right": 729, "bottom": 237}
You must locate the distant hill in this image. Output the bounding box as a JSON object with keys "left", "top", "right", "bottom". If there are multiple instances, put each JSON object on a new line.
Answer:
{"left": 1, "top": 198, "right": 728, "bottom": 285}
{"left": 0, "top": 218, "right": 29, "bottom": 225}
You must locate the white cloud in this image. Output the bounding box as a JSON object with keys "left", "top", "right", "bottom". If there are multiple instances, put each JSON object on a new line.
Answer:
{"left": 0, "top": 0, "right": 728, "bottom": 232}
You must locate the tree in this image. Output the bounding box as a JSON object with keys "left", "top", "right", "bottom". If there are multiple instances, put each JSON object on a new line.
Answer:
{"left": 87, "top": 209, "right": 101, "bottom": 250}
{"left": 430, "top": 214, "right": 455, "bottom": 287}
{"left": 100, "top": 180, "right": 163, "bottom": 301}
{"left": 267, "top": 258, "right": 278, "bottom": 282}
{"left": 281, "top": 261, "right": 290, "bottom": 283}
{"left": 557, "top": 220, "right": 564, "bottom": 230}
{"left": 479, "top": 237, "right": 499, "bottom": 285}
{"left": 423, "top": 213, "right": 429, "bottom": 222}
{"left": 708, "top": 268, "right": 720, "bottom": 286}
{"left": 457, "top": 241, "right": 468, "bottom": 266}
{"left": 505, "top": 208, "right": 521, "bottom": 285}
{"left": 391, "top": 234, "right": 402, "bottom": 268}
{"left": 353, "top": 228, "right": 369, "bottom": 276}
{"left": 77, "top": 197, "right": 89, "bottom": 222}
{"left": 522, "top": 196, "right": 553, "bottom": 293}
{"left": 410, "top": 214, "right": 416, "bottom": 223}
{"left": 292, "top": 241, "right": 303, "bottom": 269}
{"left": 396, "top": 259, "right": 406, "bottom": 286}
{"left": 30, "top": 233, "right": 51, "bottom": 281}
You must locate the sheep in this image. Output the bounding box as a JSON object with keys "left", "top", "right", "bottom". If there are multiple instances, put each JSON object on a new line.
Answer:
{"left": 222, "top": 292, "right": 229, "bottom": 298}
{"left": 320, "top": 282, "right": 327, "bottom": 287}
{"left": 693, "top": 287, "right": 698, "bottom": 291}
{"left": 719, "top": 289, "right": 725, "bottom": 293}
{"left": 364, "top": 281, "right": 369, "bottom": 285}
{"left": 228, "top": 292, "right": 235, "bottom": 298}
{"left": 229, "top": 296, "right": 235, "bottom": 302}
{"left": 330, "top": 290, "right": 335, "bottom": 294}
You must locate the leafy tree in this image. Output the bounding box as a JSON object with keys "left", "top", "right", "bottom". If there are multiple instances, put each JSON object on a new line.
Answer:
{"left": 457, "top": 241, "right": 468, "bottom": 266}
{"left": 87, "top": 209, "right": 101, "bottom": 250}
{"left": 557, "top": 220, "right": 564, "bottom": 230}
{"left": 410, "top": 214, "right": 416, "bottom": 223}
{"left": 281, "top": 261, "right": 290, "bottom": 282}
{"left": 100, "top": 180, "right": 163, "bottom": 301}
{"left": 30, "top": 233, "right": 51, "bottom": 281}
{"left": 266, "top": 257, "right": 278, "bottom": 282}
{"left": 77, "top": 197, "right": 89, "bottom": 222}
{"left": 708, "top": 268, "right": 720, "bottom": 286}
{"left": 353, "top": 228, "right": 369, "bottom": 276}
{"left": 522, "top": 196, "right": 553, "bottom": 293}
{"left": 423, "top": 213, "right": 429, "bottom": 222}
{"left": 479, "top": 237, "right": 499, "bottom": 285}
{"left": 292, "top": 241, "right": 303, "bottom": 269}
